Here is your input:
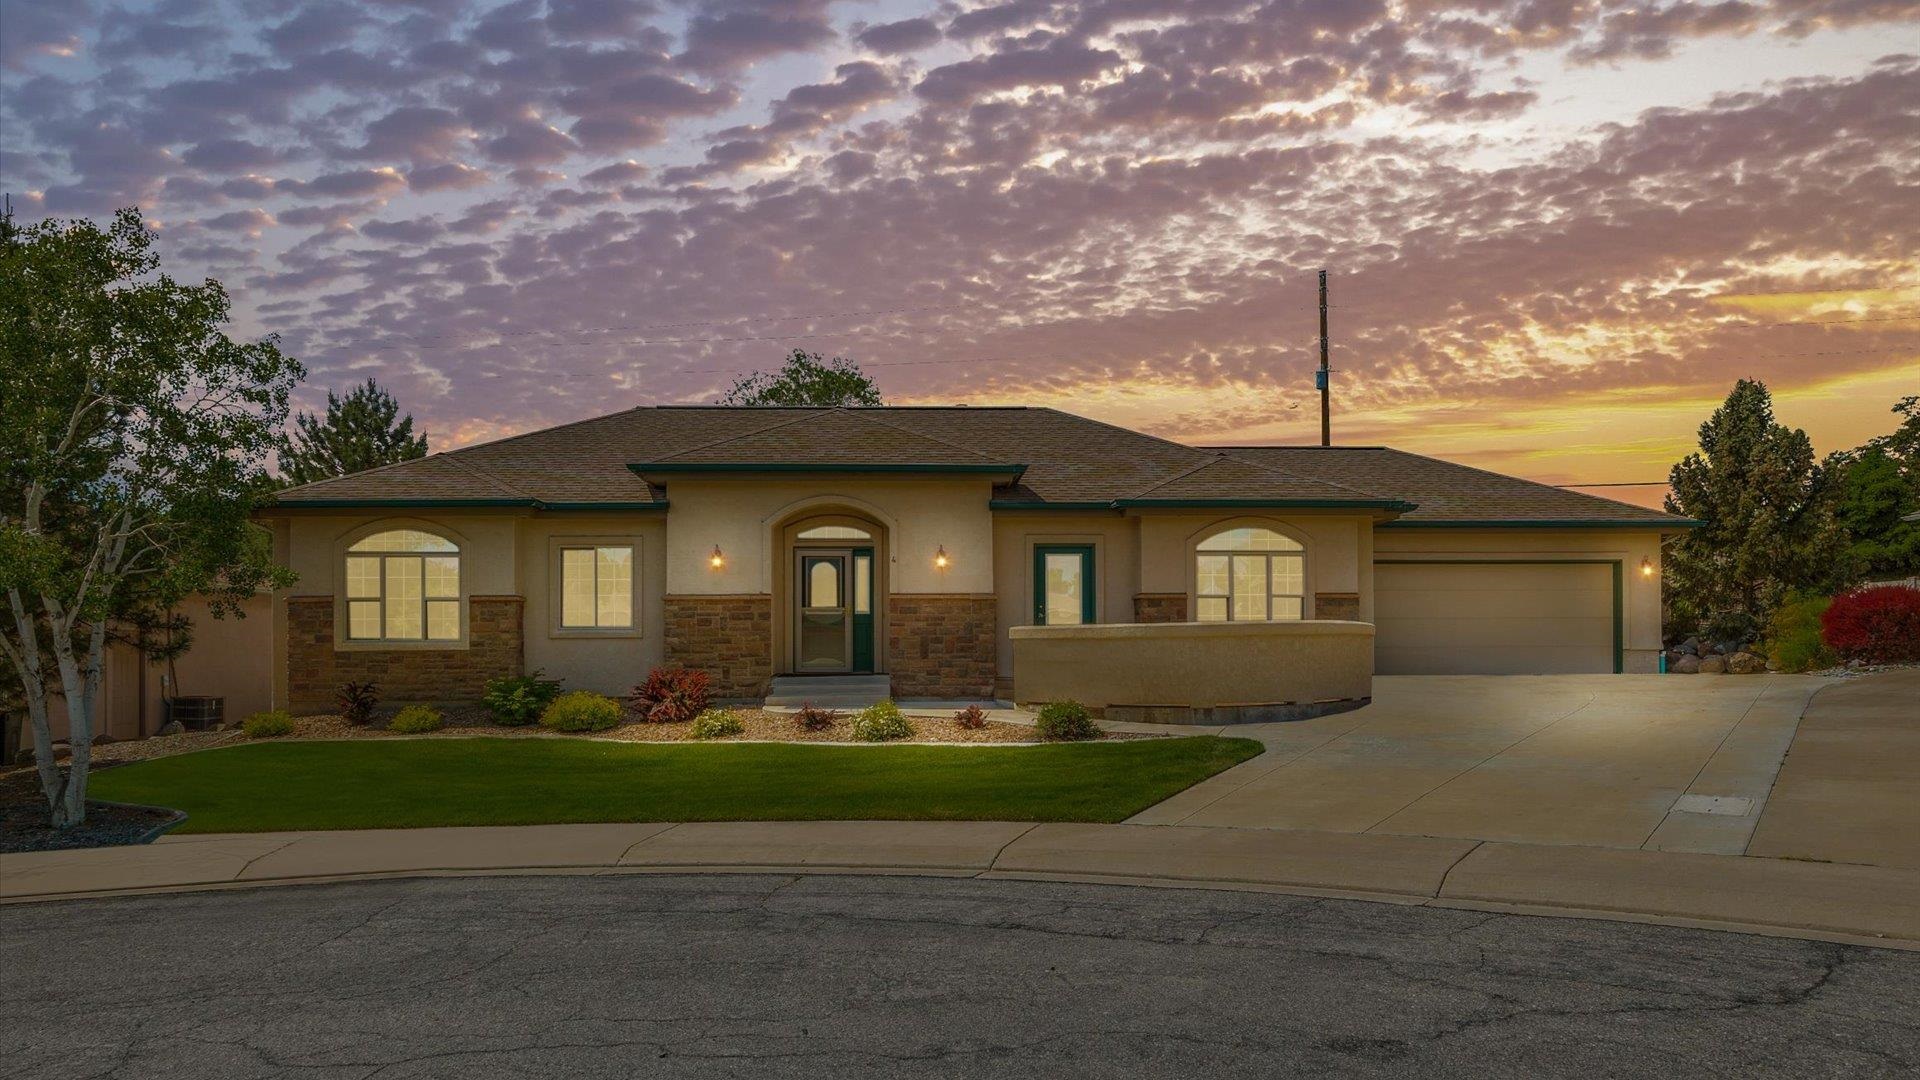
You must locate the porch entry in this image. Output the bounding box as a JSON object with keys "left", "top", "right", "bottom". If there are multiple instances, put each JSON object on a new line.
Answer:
{"left": 794, "top": 546, "right": 875, "bottom": 673}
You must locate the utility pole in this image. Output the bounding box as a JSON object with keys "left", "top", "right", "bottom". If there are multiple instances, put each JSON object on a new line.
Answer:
{"left": 1317, "top": 268, "right": 1331, "bottom": 446}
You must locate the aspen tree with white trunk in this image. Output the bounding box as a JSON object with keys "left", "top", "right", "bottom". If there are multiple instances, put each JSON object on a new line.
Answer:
{"left": 1, "top": 207, "right": 301, "bottom": 827}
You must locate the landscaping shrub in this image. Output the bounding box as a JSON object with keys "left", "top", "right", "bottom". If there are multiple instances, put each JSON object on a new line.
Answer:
{"left": 952, "top": 704, "right": 988, "bottom": 730}
{"left": 1765, "top": 594, "right": 1837, "bottom": 673}
{"left": 1035, "top": 700, "right": 1099, "bottom": 741}
{"left": 388, "top": 705, "right": 444, "bottom": 734}
{"left": 336, "top": 682, "right": 379, "bottom": 726}
{"left": 691, "top": 708, "right": 745, "bottom": 739}
{"left": 541, "top": 691, "right": 623, "bottom": 732}
{"left": 630, "top": 667, "right": 712, "bottom": 724}
{"left": 1822, "top": 586, "right": 1920, "bottom": 665}
{"left": 483, "top": 670, "right": 563, "bottom": 726}
{"left": 242, "top": 710, "right": 294, "bottom": 739}
{"left": 794, "top": 704, "right": 840, "bottom": 732}
{"left": 851, "top": 701, "right": 915, "bottom": 742}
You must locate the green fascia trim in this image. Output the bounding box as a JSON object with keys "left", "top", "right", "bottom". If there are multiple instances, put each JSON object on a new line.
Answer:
{"left": 1379, "top": 518, "right": 1701, "bottom": 529}
{"left": 630, "top": 462, "right": 1025, "bottom": 477}
{"left": 1375, "top": 558, "right": 1625, "bottom": 674}
{"left": 269, "top": 498, "right": 669, "bottom": 512}
{"left": 1114, "top": 498, "right": 1419, "bottom": 511}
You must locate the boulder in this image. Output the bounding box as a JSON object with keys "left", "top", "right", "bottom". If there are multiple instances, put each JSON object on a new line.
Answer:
{"left": 92, "top": 733, "right": 118, "bottom": 745}
{"left": 1727, "top": 652, "right": 1768, "bottom": 675}
{"left": 1679, "top": 637, "right": 1701, "bottom": 656}
{"left": 1672, "top": 654, "right": 1702, "bottom": 674}
{"left": 11, "top": 745, "right": 34, "bottom": 766}
{"left": 1698, "top": 655, "right": 1728, "bottom": 674}
{"left": 158, "top": 720, "right": 185, "bottom": 736}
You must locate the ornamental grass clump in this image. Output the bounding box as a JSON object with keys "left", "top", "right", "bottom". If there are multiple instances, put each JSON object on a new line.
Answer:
{"left": 242, "top": 710, "right": 295, "bottom": 739}
{"left": 483, "top": 670, "right": 563, "bottom": 726}
{"left": 1765, "top": 594, "right": 1836, "bottom": 673}
{"left": 851, "top": 701, "right": 914, "bottom": 742}
{"left": 387, "top": 705, "right": 444, "bottom": 734}
{"left": 336, "top": 682, "right": 379, "bottom": 726}
{"left": 793, "top": 704, "right": 840, "bottom": 732}
{"left": 1034, "top": 700, "right": 1099, "bottom": 741}
{"left": 541, "top": 691, "right": 623, "bottom": 733}
{"left": 630, "top": 667, "right": 712, "bottom": 724}
{"left": 690, "top": 708, "right": 746, "bottom": 739}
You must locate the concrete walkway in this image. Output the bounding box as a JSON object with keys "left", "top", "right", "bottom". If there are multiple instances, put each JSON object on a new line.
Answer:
{"left": 4, "top": 819, "right": 1918, "bottom": 948}
{"left": 1129, "top": 674, "right": 1822, "bottom": 855}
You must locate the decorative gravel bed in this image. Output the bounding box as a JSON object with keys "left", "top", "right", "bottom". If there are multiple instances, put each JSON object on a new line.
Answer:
{"left": 0, "top": 771, "right": 182, "bottom": 853}
{"left": 281, "top": 707, "right": 1138, "bottom": 745}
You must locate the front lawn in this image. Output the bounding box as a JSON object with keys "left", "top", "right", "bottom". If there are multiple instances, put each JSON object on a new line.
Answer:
{"left": 91, "top": 736, "right": 1262, "bottom": 833}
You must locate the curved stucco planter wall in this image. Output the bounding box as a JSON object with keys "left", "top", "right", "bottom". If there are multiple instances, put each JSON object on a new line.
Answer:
{"left": 1009, "top": 621, "right": 1374, "bottom": 721}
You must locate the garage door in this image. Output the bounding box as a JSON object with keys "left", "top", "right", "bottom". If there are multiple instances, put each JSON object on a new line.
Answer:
{"left": 1373, "top": 561, "right": 1617, "bottom": 675}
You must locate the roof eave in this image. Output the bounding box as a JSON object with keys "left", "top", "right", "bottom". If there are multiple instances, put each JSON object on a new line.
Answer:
{"left": 1113, "top": 498, "right": 1419, "bottom": 511}
{"left": 1379, "top": 518, "right": 1703, "bottom": 530}
{"left": 261, "top": 498, "right": 669, "bottom": 513}
{"left": 630, "top": 462, "right": 1026, "bottom": 479}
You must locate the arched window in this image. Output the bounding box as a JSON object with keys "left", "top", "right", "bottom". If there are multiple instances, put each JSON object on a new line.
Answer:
{"left": 796, "top": 524, "right": 872, "bottom": 541}
{"left": 345, "top": 529, "right": 461, "bottom": 641}
{"left": 1194, "top": 526, "right": 1305, "bottom": 623}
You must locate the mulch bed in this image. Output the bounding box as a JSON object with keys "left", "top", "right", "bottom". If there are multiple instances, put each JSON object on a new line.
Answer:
{"left": 0, "top": 770, "right": 181, "bottom": 854}
{"left": 282, "top": 706, "right": 1124, "bottom": 745}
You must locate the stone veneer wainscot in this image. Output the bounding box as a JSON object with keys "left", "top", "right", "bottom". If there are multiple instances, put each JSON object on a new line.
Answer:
{"left": 1133, "top": 593, "right": 1188, "bottom": 623}
{"left": 887, "top": 594, "right": 997, "bottom": 699}
{"left": 286, "top": 595, "right": 524, "bottom": 714}
{"left": 1314, "top": 593, "right": 1361, "bottom": 620}
{"left": 663, "top": 594, "right": 774, "bottom": 699}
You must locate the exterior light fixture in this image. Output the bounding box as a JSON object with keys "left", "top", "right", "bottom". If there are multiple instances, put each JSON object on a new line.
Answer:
{"left": 709, "top": 545, "right": 725, "bottom": 570}
{"left": 1640, "top": 557, "right": 1655, "bottom": 578}
{"left": 934, "top": 545, "right": 950, "bottom": 570}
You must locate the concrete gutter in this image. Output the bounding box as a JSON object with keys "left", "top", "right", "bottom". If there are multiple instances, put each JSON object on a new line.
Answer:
{"left": 3, "top": 820, "right": 1915, "bottom": 951}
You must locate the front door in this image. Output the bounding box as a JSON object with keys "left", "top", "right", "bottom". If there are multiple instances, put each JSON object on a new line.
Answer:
{"left": 796, "top": 552, "right": 852, "bottom": 672}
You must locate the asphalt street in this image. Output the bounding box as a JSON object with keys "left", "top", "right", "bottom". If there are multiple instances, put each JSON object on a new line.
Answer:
{"left": 3, "top": 874, "right": 1916, "bottom": 1078}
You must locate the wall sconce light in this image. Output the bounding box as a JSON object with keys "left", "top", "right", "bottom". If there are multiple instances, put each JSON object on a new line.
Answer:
{"left": 1640, "top": 557, "right": 1655, "bottom": 578}
{"left": 709, "top": 545, "right": 725, "bottom": 570}
{"left": 933, "top": 545, "right": 950, "bottom": 570}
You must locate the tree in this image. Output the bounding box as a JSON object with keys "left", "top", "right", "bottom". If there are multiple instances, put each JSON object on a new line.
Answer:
{"left": 1, "top": 208, "right": 301, "bottom": 827}
{"left": 718, "top": 349, "right": 883, "bottom": 407}
{"left": 1828, "top": 398, "right": 1920, "bottom": 578}
{"left": 278, "top": 378, "right": 427, "bottom": 485}
{"left": 1664, "top": 379, "right": 1849, "bottom": 640}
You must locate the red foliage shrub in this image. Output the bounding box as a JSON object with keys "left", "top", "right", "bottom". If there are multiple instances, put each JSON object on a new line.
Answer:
{"left": 629, "top": 667, "right": 712, "bottom": 724}
{"left": 793, "top": 705, "right": 840, "bottom": 732}
{"left": 952, "top": 704, "right": 988, "bottom": 730}
{"left": 1821, "top": 586, "right": 1920, "bottom": 665}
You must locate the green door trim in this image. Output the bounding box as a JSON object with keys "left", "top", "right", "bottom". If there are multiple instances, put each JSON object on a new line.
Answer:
{"left": 852, "top": 546, "right": 875, "bottom": 673}
{"left": 1032, "top": 544, "right": 1096, "bottom": 625}
{"left": 1373, "top": 558, "right": 1624, "bottom": 674}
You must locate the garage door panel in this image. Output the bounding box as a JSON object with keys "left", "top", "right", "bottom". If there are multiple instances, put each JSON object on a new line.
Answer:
{"left": 1374, "top": 562, "right": 1615, "bottom": 675}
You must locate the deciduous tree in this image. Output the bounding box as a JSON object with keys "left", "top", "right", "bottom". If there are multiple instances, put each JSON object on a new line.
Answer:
{"left": 718, "top": 349, "right": 883, "bottom": 407}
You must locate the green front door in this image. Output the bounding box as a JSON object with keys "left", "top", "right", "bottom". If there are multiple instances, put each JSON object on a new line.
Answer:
{"left": 852, "top": 547, "right": 875, "bottom": 672}
{"left": 1033, "top": 545, "right": 1095, "bottom": 625}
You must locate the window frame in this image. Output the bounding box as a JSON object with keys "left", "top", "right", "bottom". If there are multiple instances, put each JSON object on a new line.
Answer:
{"left": 1189, "top": 522, "right": 1309, "bottom": 624}
{"left": 1031, "top": 543, "right": 1097, "bottom": 626}
{"left": 547, "top": 534, "right": 645, "bottom": 639}
{"left": 338, "top": 525, "right": 466, "bottom": 649}
{"left": 558, "top": 543, "right": 637, "bottom": 631}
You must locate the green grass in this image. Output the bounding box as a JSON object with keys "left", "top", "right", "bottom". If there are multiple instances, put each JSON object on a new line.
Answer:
{"left": 90, "top": 736, "right": 1263, "bottom": 833}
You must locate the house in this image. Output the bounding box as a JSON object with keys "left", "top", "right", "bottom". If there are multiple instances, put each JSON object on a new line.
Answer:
{"left": 257, "top": 405, "right": 1697, "bottom": 713}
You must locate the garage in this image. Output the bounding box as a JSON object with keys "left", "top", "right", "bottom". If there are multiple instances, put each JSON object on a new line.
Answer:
{"left": 1372, "top": 561, "right": 1619, "bottom": 675}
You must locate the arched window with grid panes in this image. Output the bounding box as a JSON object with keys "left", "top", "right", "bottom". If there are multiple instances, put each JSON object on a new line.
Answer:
{"left": 1193, "top": 526, "right": 1306, "bottom": 622}
{"left": 344, "top": 529, "right": 461, "bottom": 641}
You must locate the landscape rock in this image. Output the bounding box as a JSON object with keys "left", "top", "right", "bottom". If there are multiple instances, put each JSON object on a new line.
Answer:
{"left": 1672, "top": 655, "right": 1702, "bottom": 674}
{"left": 157, "top": 720, "right": 184, "bottom": 736}
{"left": 1698, "top": 655, "right": 1728, "bottom": 674}
{"left": 92, "top": 733, "right": 118, "bottom": 745}
{"left": 1679, "top": 637, "right": 1701, "bottom": 656}
{"left": 1727, "top": 652, "right": 1768, "bottom": 675}
{"left": 11, "top": 746, "right": 34, "bottom": 766}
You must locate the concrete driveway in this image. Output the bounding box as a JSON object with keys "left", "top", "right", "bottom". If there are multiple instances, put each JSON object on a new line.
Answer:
{"left": 1133, "top": 674, "right": 1825, "bottom": 854}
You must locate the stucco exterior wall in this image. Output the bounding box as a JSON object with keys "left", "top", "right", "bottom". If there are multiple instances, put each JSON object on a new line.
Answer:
{"left": 1370, "top": 528, "right": 1665, "bottom": 673}
{"left": 517, "top": 516, "right": 667, "bottom": 695}
{"left": 990, "top": 512, "right": 1138, "bottom": 679}
{"left": 1010, "top": 621, "right": 1374, "bottom": 710}
{"left": 1135, "top": 512, "right": 1370, "bottom": 618}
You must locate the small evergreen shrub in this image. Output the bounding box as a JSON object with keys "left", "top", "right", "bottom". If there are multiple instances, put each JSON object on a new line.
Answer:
{"left": 483, "top": 670, "right": 563, "bottom": 726}
{"left": 1822, "top": 586, "right": 1920, "bottom": 664}
{"left": 541, "top": 690, "right": 623, "bottom": 732}
{"left": 851, "top": 701, "right": 914, "bottom": 742}
{"left": 1034, "top": 700, "right": 1098, "bottom": 741}
{"left": 388, "top": 705, "right": 444, "bottom": 734}
{"left": 1766, "top": 594, "right": 1836, "bottom": 673}
{"left": 242, "top": 710, "right": 294, "bottom": 738}
{"left": 794, "top": 704, "right": 840, "bottom": 732}
{"left": 630, "top": 667, "right": 712, "bottom": 724}
{"left": 336, "top": 682, "right": 379, "bottom": 726}
{"left": 691, "top": 708, "right": 745, "bottom": 739}
{"left": 952, "top": 704, "right": 988, "bottom": 730}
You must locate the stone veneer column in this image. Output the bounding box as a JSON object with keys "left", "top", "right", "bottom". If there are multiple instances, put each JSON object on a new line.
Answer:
{"left": 285, "top": 595, "right": 524, "bottom": 714}
{"left": 1314, "top": 593, "right": 1361, "bottom": 620}
{"left": 887, "top": 594, "right": 997, "bottom": 699}
{"left": 663, "top": 594, "right": 773, "bottom": 699}
{"left": 1133, "top": 593, "right": 1188, "bottom": 623}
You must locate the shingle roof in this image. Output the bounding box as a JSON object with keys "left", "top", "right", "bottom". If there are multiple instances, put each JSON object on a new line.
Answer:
{"left": 270, "top": 405, "right": 1696, "bottom": 526}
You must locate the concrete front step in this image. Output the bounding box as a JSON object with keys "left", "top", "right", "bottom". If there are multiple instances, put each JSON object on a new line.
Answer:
{"left": 765, "top": 675, "right": 892, "bottom": 708}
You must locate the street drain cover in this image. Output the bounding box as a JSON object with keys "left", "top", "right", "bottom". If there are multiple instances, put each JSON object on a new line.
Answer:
{"left": 1673, "top": 794, "right": 1754, "bottom": 816}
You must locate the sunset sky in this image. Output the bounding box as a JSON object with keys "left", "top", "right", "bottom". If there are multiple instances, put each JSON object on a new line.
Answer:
{"left": 5, "top": 0, "right": 1917, "bottom": 507}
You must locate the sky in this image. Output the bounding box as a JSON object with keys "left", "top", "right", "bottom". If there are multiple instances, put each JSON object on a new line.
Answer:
{"left": 4, "top": 0, "right": 1918, "bottom": 509}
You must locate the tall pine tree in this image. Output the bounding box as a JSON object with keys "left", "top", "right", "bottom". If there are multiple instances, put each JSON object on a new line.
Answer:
{"left": 278, "top": 379, "right": 428, "bottom": 485}
{"left": 1664, "top": 379, "right": 1849, "bottom": 640}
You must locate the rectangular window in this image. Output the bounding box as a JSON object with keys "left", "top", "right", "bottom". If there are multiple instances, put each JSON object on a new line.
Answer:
{"left": 1195, "top": 549, "right": 1305, "bottom": 623}
{"left": 559, "top": 545, "right": 635, "bottom": 629}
